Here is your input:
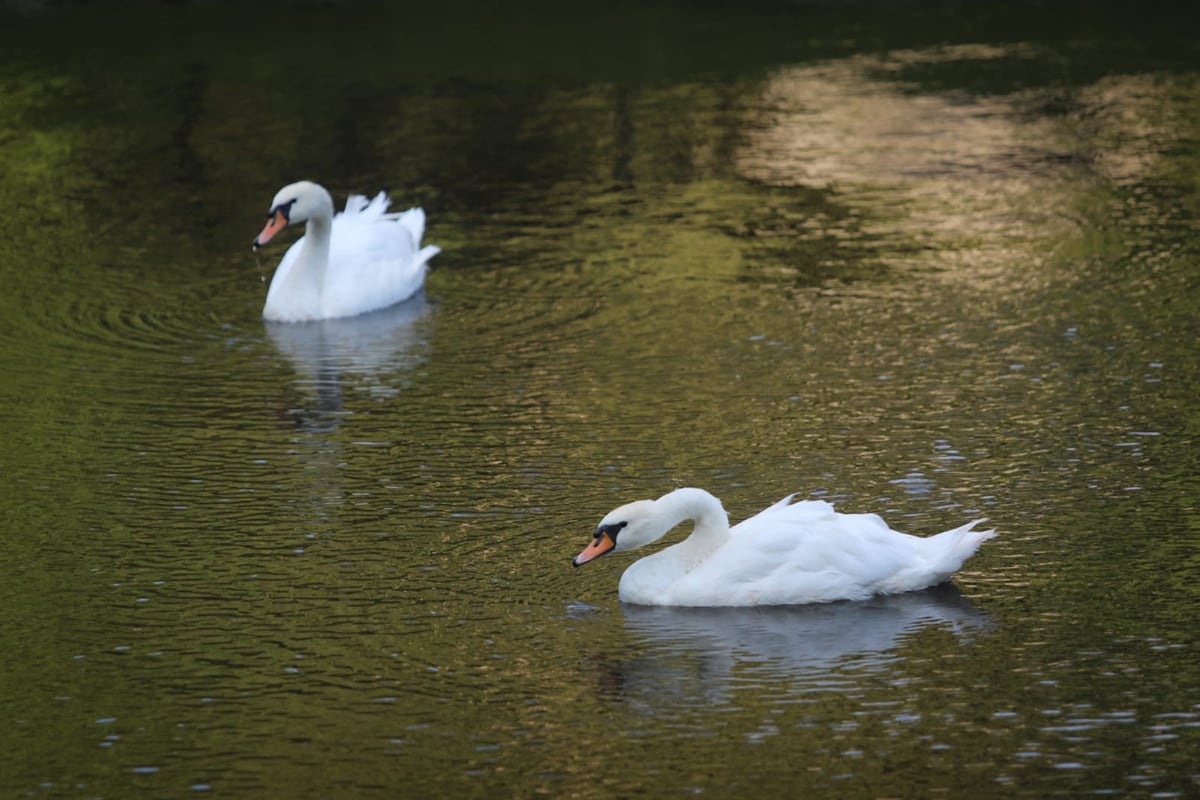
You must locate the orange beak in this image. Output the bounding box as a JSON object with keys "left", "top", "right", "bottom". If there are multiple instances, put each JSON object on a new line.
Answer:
{"left": 572, "top": 531, "right": 616, "bottom": 567}
{"left": 253, "top": 208, "right": 290, "bottom": 249}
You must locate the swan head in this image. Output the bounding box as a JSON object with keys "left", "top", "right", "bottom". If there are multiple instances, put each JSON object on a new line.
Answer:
{"left": 572, "top": 499, "right": 661, "bottom": 567}
{"left": 252, "top": 180, "right": 335, "bottom": 249}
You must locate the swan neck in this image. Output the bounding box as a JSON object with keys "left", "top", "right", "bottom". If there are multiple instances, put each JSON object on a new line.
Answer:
{"left": 294, "top": 213, "right": 332, "bottom": 281}
{"left": 656, "top": 488, "right": 730, "bottom": 554}
{"left": 304, "top": 214, "right": 332, "bottom": 255}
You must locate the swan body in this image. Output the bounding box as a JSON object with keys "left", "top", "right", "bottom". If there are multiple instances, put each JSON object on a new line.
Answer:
{"left": 253, "top": 180, "right": 440, "bottom": 322}
{"left": 573, "top": 488, "right": 995, "bottom": 606}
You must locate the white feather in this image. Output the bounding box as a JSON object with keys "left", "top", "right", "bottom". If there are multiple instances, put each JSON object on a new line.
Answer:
{"left": 257, "top": 181, "right": 439, "bottom": 322}
{"left": 578, "top": 488, "right": 995, "bottom": 607}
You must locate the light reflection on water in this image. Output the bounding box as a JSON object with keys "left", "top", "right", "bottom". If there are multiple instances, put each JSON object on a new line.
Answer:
{"left": 2, "top": 3, "right": 1200, "bottom": 798}
{"left": 739, "top": 47, "right": 1084, "bottom": 292}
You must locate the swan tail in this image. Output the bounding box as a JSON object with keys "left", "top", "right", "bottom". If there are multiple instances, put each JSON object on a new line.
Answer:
{"left": 870, "top": 519, "right": 995, "bottom": 595}
{"left": 929, "top": 519, "right": 995, "bottom": 573}
{"left": 416, "top": 244, "right": 441, "bottom": 267}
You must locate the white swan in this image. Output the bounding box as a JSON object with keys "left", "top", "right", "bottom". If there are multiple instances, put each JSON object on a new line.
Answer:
{"left": 572, "top": 488, "right": 995, "bottom": 606}
{"left": 252, "top": 180, "right": 440, "bottom": 322}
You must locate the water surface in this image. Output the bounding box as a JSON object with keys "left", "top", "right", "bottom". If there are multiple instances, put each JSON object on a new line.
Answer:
{"left": 2, "top": 1, "right": 1198, "bottom": 797}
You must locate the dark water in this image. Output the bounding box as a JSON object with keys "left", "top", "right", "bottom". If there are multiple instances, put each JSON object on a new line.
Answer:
{"left": 2, "top": 1, "right": 1199, "bottom": 797}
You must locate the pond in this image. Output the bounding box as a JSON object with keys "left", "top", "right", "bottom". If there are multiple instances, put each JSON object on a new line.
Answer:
{"left": 1, "top": 0, "right": 1198, "bottom": 797}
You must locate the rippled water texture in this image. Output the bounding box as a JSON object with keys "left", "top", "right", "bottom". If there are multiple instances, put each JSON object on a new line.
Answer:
{"left": 2, "top": 1, "right": 1199, "bottom": 797}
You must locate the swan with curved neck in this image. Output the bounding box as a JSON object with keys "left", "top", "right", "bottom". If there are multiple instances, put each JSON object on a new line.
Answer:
{"left": 573, "top": 488, "right": 995, "bottom": 606}
{"left": 253, "top": 180, "right": 439, "bottom": 322}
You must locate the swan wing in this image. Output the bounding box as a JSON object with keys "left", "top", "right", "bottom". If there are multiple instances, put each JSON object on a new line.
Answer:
{"left": 665, "top": 500, "right": 925, "bottom": 606}
{"left": 324, "top": 195, "right": 437, "bottom": 317}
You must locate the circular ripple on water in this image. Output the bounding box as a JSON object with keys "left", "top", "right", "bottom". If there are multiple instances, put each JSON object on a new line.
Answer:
{"left": 6, "top": 263, "right": 251, "bottom": 359}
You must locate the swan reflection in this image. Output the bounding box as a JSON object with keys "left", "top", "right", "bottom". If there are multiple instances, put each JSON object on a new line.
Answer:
{"left": 592, "top": 585, "right": 989, "bottom": 708}
{"left": 265, "top": 294, "right": 431, "bottom": 431}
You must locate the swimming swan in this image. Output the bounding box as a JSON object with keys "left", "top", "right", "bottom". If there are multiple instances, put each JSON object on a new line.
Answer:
{"left": 572, "top": 487, "right": 995, "bottom": 606}
{"left": 252, "top": 180, "right": 440, "bottom": 322}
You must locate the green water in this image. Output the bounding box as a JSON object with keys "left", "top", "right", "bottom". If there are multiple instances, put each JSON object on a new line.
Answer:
{"left": 2, "top": 1, "right": 1198, "bottom": 797}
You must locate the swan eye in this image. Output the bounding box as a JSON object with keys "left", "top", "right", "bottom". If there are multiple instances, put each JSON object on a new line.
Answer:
{"left": 597, "top": 521, "right": 628, "bottom": 540}
{"left": 269, "top": 198, "right": 297, "bottom": 221}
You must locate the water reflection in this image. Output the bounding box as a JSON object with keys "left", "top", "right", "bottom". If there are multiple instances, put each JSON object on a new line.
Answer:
{"left": 4, "top": 0, "right": 1200, "bottom": 796}
{"left": 264, "top": 294, "right": 431, "bottom": 431}
{"left": 592, "top": 585, "right": 989, "bottom": 710}
{"left": 737, "top": 46, "right": 1081, "bottom": 286}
